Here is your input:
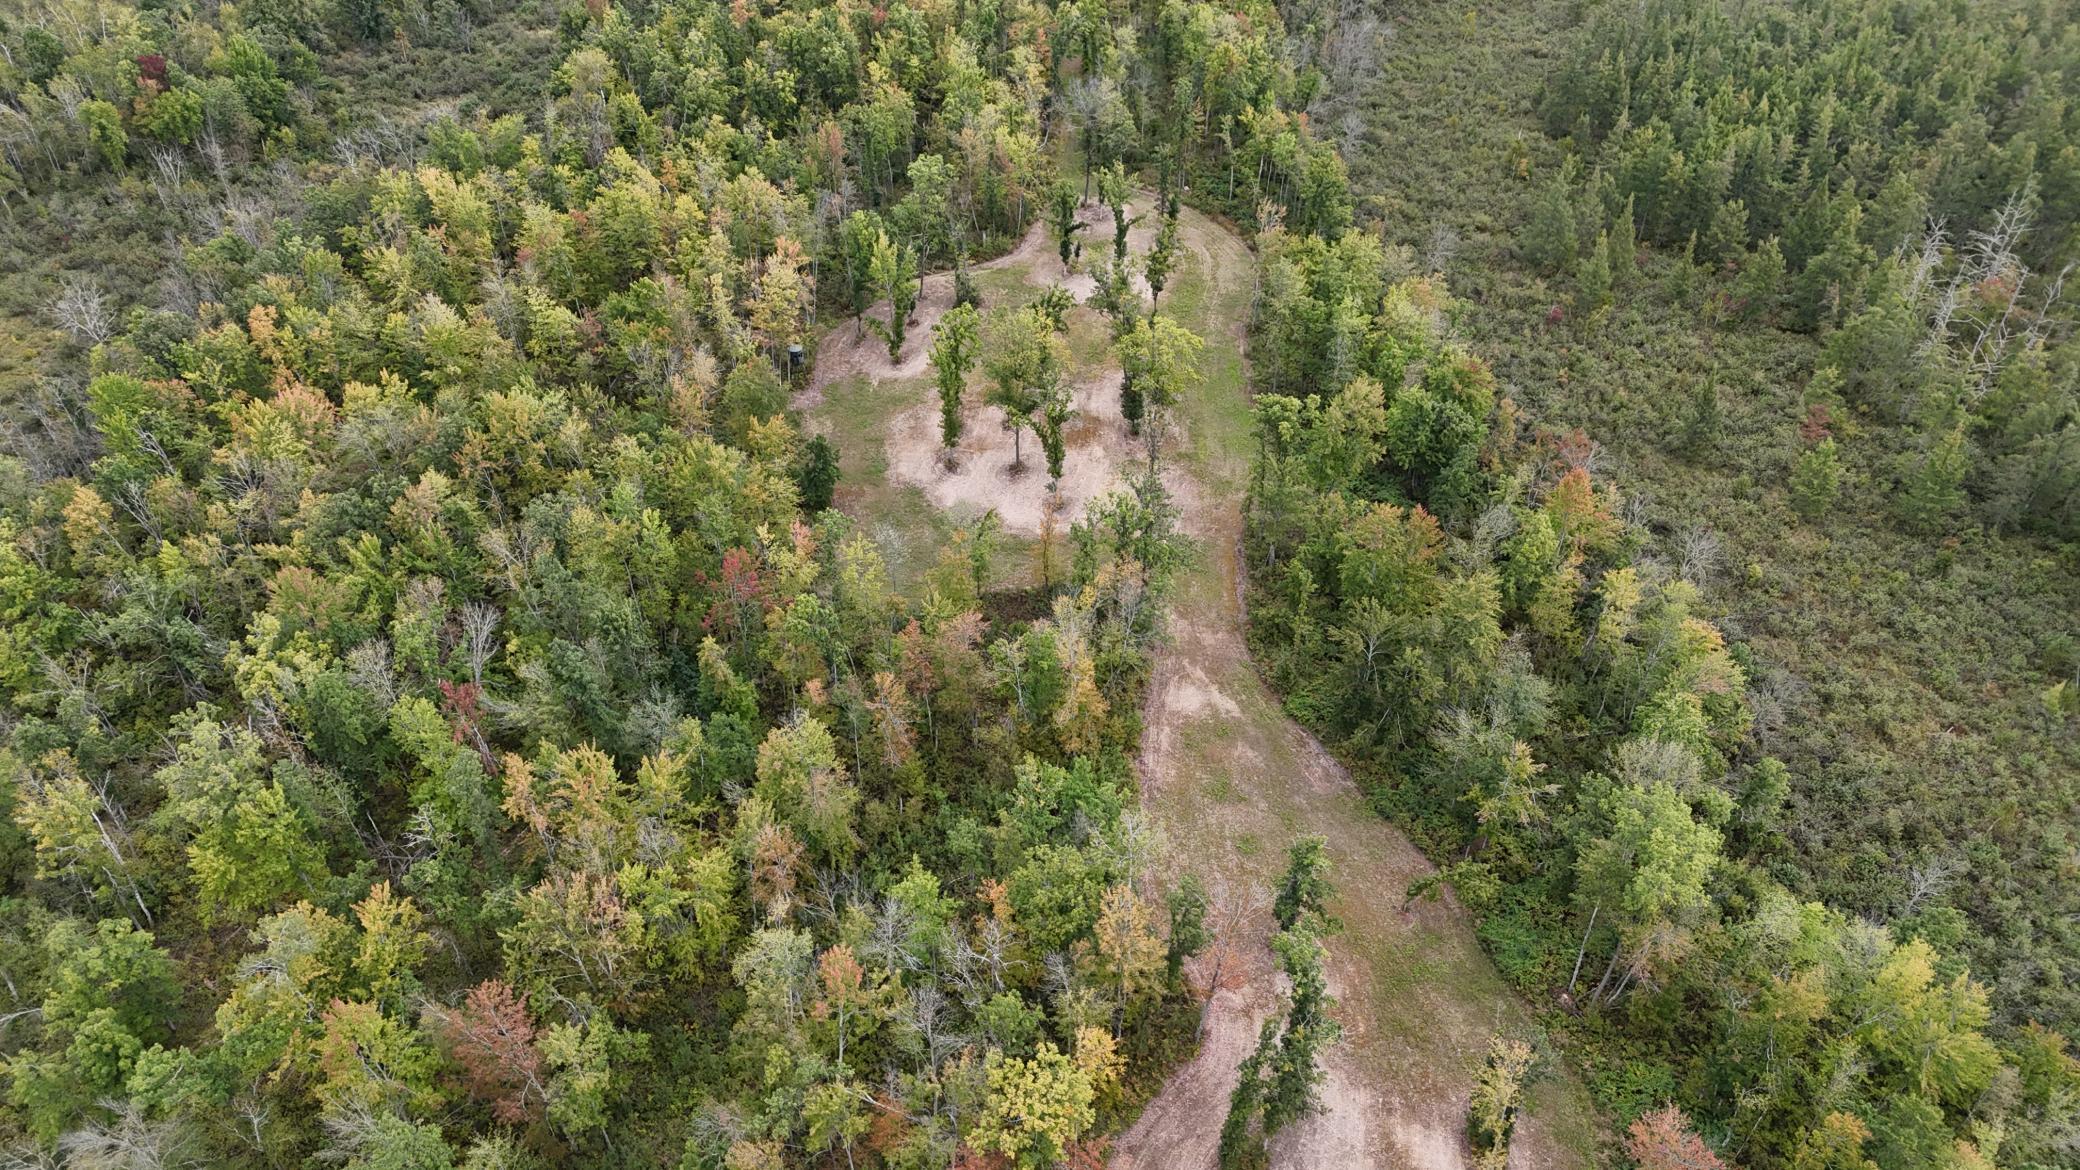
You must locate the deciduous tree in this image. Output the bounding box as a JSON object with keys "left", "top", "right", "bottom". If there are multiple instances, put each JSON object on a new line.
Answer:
{"left": 984, "top": 307, "right": 1066, "bottom": 471}
{"left": 931, "top": 303, "right": 981, "bottom": 455}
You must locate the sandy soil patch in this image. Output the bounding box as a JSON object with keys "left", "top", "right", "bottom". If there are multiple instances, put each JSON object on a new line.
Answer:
{"left": 882, "top": 371, "right": 1154, "bottom": 536}
{"left": 803, "top": 195, "right": 1164, "bottom": 409}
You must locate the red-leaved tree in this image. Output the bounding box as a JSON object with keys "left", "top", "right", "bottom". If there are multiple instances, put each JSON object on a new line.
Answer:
{"left": 1625, "top": 1105, "right": 1730, "bottom": 1170}
{"left": 436, "top": 979, "right": 549, "bottom": 1123}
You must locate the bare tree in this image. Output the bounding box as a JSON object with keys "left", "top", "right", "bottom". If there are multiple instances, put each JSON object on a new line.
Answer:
{"left": 49, "top": 276, "right": 114, "bottom": 345}
{"left": 1901, "top": 855, "right": 1962, "bottom": 918}
{"left": 1620, "top": 487, "right": 1655, "bottom": 532}
{"left": 1744, "top": 665, "right": 1810, "bottom": 750}
{"left": 345, "top": 639, "right": 398, "bottom": 710}
{"left": 1423, "top": 223, "right": 1462, "bottom": 276}
{"left": 1953, "top": 187, "right": 2035, "bottom": 401}
{"left": 1674, "top": 526, "right": 1722, "bottom": 589}
{"left": 197, "top": 126, "right": 232, "bottom": 195}
{"left": 2020, "top": 260, "right": 2075, "bottom": 352}
{"left": 1902, "top": 217, "right": 1948, "bottom": 308}
{"left": 1308, "top": 0, "right": 1392, "bottom": 115}
{"left": 147, "top": 146, "right": 189, "bottom": 212}
{"left": 0, "top": 1142, "right": 62, "bottom": 1170}
{"left": 0, "top": 376, "right": 97, "bottom": 478}
{"left": 58, "top": 1099, "right": 201, "bottom": 1170}
{"left": 458, "top": 601, "right": 502, "bottom": 687}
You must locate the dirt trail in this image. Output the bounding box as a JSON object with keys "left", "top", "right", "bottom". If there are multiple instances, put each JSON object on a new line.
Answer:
{"left": 1107, "top": 209, "right": 1601, "bottom": 1170}
{"left": 804, "top": 197, "right": 1600, "bottom": 1170}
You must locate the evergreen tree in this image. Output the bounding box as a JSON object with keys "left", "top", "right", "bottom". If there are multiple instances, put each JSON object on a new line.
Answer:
{"left": 1165, "top": 875, "right": 1211, "bottom": 984}
{"left": 1049, "top": 179, "right": 1083, "bottom": 274}
{"left": 1525, "top": 174, "right": 1581, "bottom": 273}
{"left": 1218, "top": 1017, "right": 1278, "bottom": 1169}
{"left": 1789, "top": 437, "right": 1842, "bottom": 520}
{"left": 796, "top": 435, "right": 841, "bottom": 512}
{"left": 1260, "top": 927, "right": 1340, "bottom": 1134}
{"left": 1795, "top": 203, "right": 1874, "bottom": 331}
{"left": 1100, "top": 161, "right": 1137, "bottom": 263}
{"left": 1734, "top": 236, "right": 1787, "bottom": 322}
{"left": 1897, "top": 425, "right": 1970, "bottom": 535}
{"left": 1701, "top": 198, "right": 1750, "bottom": 268}
{"left": 1145, "top": 210, "right": 1182, "bottom": 312}
{"left": 1681, "top": 376, "right": 1722, "bottom": 455}
{"left": 1610, "top": 194, "right": 1638, "bottom": 286}
{"left": 1576, "top": 231, "right": 1614, "bottom": 312}
{"left": 1037, "top": 384, "right": 1073, "bottom": 485}
{"left": 1666, "top": 230, "right": 1700, "bottom": 305}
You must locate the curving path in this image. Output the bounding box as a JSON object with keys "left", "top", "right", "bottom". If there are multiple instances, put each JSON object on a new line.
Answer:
{"left": 803, "top": 196, "right": 1601, "bottom": 1170}
{"left": 1106, "top": 204, "right": 1601, "bottom": 1170}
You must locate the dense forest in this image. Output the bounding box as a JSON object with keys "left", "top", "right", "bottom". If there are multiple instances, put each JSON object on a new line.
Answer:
{"left": 0, "top": 0, "right": 1351, "bottom": 1165}
{"left": 0, "top": 0, "right": 2075, "bottom": 1166}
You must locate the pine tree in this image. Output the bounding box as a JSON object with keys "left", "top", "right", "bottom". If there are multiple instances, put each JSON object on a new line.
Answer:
{"left": 1576, "top": 231, "right": 1613, "bottom": 312}
{"left": 1610, "top": 194, "right": 1638, "bottom": 286}
{"left": 1896, "top": 425, "right": 1969, "bottom": 534}
{"left": 1681, "top": 376, "right": 1721, "bottom": 455}
{"left": 1038, "top": 384, "right": 1073, "bottom": 484}
{"left": 796, "top": 435, "right": 840, "bottom": 512}
{"left": 1145, "top": 211, "right": 1181, "bottom": 312}
{"left": 1795, "top": 202, "right": 1875, "bottom": 331}
{"left": 1217, "top": 1017, "right": 1278, "bottom": 1169}
{"left": 1100, "top": 161, "right": 1136, "bottom": 263}
{"left": 1260, "top": 928, "right": 1340, "bottom": 1134}
{"left": 1667, "top": 230, "right": 1700, "bottom": 305}
{"left": 1525, "top": 174, "right": 1581, "bottom": 274}
{"left": 1700, "top": 197, "right": 1750, "bottom": 268}
{"left": 1734, "top": 236, "right": 1787, "bottom": 322}
{"left": 1165, "top": 875, "right": 1210, "bottom": 984}
{"left": 1049, "top": 179, "right": 1082, "bottom": 274}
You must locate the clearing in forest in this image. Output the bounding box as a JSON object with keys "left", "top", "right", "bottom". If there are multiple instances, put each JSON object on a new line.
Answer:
{"left": 802, "top": 199, "right": 1603, "bottom": 1169}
